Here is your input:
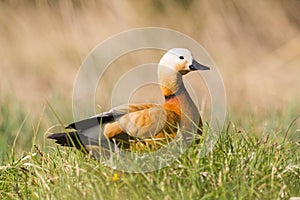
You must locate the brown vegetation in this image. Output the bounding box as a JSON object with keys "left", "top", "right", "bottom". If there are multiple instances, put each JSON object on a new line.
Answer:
{"left": 0, "top": 0, "right": 299, "bottom": 119}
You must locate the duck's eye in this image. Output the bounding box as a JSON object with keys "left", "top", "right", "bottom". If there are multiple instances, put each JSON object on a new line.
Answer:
{"left": 179, "top": 56, "right": 184, "bottom": 60}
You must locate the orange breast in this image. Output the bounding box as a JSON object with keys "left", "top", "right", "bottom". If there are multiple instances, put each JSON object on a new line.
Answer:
{"left": 163, "top": 95, "right": 182, "bottom": 116}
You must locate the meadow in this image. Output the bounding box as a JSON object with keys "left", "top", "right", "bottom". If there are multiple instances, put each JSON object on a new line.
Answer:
{"left": 0, "top": 1, "right": 299, "bottom": 199}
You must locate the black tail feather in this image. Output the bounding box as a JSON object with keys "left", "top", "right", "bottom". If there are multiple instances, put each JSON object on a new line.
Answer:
{"left": 48, "top": 131, "right": 134, "bottom": 153}
{"left": 47, "top": 132, "right": 87, "bottom": 151}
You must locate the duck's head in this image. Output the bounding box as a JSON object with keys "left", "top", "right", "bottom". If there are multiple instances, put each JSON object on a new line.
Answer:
{"left": 158, "top": 48, "right": 210, "bottom": 75}
{"left": 157, "top": 48, "right": 210, "bottom": 97}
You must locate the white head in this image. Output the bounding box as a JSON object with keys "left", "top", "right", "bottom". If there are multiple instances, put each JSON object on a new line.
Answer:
{"left": 157, "top": 48, "right": 210, "bottom": 96}
{"left": 158, "top": 48, "right": 209, "bottom": 75}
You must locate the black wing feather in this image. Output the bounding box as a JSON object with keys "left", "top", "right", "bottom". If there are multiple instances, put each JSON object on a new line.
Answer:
{"left": 66, "top": 112, "right": 123, "bottom": 130}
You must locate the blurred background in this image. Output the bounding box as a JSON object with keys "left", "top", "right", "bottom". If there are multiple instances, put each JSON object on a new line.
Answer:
{"left": 0, "top": 0, "right": 299, "bottom": 158}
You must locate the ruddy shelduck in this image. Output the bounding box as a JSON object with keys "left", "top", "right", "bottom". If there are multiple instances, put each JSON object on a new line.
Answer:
{"left": 48, "top": 48, "right": 210, "bottom": 153}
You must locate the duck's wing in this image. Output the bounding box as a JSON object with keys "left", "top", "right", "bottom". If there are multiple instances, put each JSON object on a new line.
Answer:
{"left": 66, "top": 103, "right": 154, "bottom": 130}
{"left": 48, "top": 103, "right": 157, "bottom": 151}
{"left": 110, "top": 104, "right": 180, "bottom": 139}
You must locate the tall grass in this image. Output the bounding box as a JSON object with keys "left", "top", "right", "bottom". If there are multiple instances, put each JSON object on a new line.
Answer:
{"left": 0, "top": 97, "right": 31, "bottom": 160}
{"left": 0, "top": 117, "right": 299, "bottom": 199}
{"left": 1, "top": 93, "right": 299, "bottom": 199}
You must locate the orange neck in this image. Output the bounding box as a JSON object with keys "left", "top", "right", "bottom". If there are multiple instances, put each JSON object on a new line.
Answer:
{"left": 163, "top": 85, "right": 186, "bottom": 116}
{"left": 164, "top": 97, "right": 180, "bottom": 115}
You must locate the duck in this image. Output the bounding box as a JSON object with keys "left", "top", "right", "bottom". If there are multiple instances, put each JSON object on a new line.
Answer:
{"left": 48, "top": 48, "right": 210, "bottom": 155}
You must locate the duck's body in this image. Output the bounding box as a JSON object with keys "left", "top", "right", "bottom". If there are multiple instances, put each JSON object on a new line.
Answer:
{"left": 48, "top": 48, "right": 209, "bottom": 153}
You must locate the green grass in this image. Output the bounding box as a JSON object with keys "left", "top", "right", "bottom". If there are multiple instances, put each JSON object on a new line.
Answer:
{"left": 0, "top": 97, "right": 32, "bottom": 160}
{"left": 0, "top": 101, "right": 299, "bottom": 199}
